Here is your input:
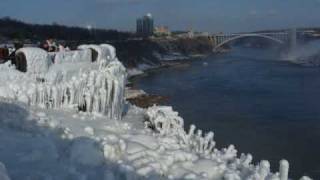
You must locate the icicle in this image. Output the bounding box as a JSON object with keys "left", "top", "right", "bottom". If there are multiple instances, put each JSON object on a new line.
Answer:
{"left": 204, "top": 132, "right": 214, "bottom": 149}
{"left": 259, "top": 160, "right": 270, "bottom": 179}
{"left": 196, "top": 130, "right": 204, "bottom": 153}
{"left": 63, "top": 86, "right": 69, "bottom": 107}
{"left": 69, "top": 84, "right": 75, "bottom": 105}
{"left": 188, "top": 125, "right": 196, "bottom": 139}
{"left": 38, "top": 84, "right": 45, "bottom": 108}
{"left": 92, "top": 94, "right": 100, "bottom": 113}
{"left": 279, "top": 160, "right": 289, "bottom": 180}
{"left": 99, "top": 87, "right": 107, "bottom": 114}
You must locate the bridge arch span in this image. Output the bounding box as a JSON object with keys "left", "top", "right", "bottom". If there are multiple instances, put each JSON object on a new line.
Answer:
{"left": 214, "top": 34, "right": 285, "bottom": 51}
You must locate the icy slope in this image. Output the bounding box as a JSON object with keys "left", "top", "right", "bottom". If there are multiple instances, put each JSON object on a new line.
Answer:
{"left": 0, "top": 99, "right": 312, "bottom": 180}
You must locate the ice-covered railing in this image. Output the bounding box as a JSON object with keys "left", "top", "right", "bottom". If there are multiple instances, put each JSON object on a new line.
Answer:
{"left": 144, "top": 106, "right": 312, "bottom": 180}
{"left": 0, "top": 44, "right": 126, "bottom": 120}
{"left": 16, "top": 47, "right": 52, "bottom": 74}
{"left": 78, "top": 44, "right": 116, "bottom": 64}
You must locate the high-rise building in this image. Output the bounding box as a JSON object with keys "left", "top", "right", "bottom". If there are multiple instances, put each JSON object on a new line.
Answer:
{"left": 136, "top": 18, "right": 143, "bottom": 35}
{"left": 136, "top": 13, "right": 154, "bottom": 37}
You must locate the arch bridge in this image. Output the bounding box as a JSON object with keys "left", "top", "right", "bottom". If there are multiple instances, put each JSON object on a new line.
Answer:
{"left": 211, "top": 31, "right": 296, "bottom": 52}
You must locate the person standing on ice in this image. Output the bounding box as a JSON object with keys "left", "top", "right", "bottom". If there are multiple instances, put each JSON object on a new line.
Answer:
{"left": 43, "top": 38, "right": 58, "bottom": 52}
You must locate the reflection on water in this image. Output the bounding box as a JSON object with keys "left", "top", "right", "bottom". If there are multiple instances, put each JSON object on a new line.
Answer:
{"left": 133, "top": 46, "right": 320, "bottom": 179}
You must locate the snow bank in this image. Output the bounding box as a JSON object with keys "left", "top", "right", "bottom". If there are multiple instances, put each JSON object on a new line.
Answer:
{"left": 16, "top": 47, "right": 52, "bottom": 74}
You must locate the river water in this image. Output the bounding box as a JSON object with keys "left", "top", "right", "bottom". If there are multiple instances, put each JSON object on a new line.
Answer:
{"left": 132, "top": 45, "right": 320, "bottom": 179}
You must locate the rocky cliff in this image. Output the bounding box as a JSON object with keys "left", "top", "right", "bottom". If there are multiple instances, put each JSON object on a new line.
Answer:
{"left": 110, "top": 37, "right": 213, "bottom": 68}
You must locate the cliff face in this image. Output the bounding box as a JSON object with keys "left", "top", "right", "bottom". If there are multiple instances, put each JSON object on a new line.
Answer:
{"left": 110, "top": 37, "right": 213, "bottom": 68}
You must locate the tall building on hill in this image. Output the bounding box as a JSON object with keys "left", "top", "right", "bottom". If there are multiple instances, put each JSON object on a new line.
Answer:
{"left": 136, "top": 13, "right": 154, "bottom": 37}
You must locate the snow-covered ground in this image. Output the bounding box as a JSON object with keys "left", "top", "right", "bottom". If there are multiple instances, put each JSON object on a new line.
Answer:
{"left": 0, "top": 45, "right": 313, "bottom": 180}
{"left": 0, "top": 99, "right": 312, "bottom": 180}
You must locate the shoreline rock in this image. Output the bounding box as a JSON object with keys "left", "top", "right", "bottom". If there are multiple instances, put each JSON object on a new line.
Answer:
{"left": 127, "top": 94, "right": 169, "bottom": 108}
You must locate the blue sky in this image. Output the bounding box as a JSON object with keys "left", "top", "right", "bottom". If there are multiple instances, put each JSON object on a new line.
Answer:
{"left": 1, "top": 0, "right": 319, "bottom": 33}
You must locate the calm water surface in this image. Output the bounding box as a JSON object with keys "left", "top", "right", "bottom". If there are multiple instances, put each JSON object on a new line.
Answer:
{"left": 132, "top": 46, "right": 320, "bottom": 179}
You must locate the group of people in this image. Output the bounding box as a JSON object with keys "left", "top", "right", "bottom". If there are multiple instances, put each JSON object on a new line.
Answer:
{"left": 41, "top": 39, "right": 70, "bottom": 52}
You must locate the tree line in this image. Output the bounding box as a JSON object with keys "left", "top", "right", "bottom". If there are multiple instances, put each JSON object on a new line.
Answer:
{"left": 0, "top": 17, "right": 134, "bottom": 42}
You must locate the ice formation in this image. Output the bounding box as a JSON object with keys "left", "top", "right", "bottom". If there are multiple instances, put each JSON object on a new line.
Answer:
{"left": 145, "top": 105, "right": 184, "bottom": 135}
{"left": 0, "top": 44, "right": 126, "bottom": 120}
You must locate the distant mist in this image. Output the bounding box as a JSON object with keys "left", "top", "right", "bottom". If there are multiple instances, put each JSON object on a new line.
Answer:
{"left": 283, "top": 40, "right": 320, "bottom": 66}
